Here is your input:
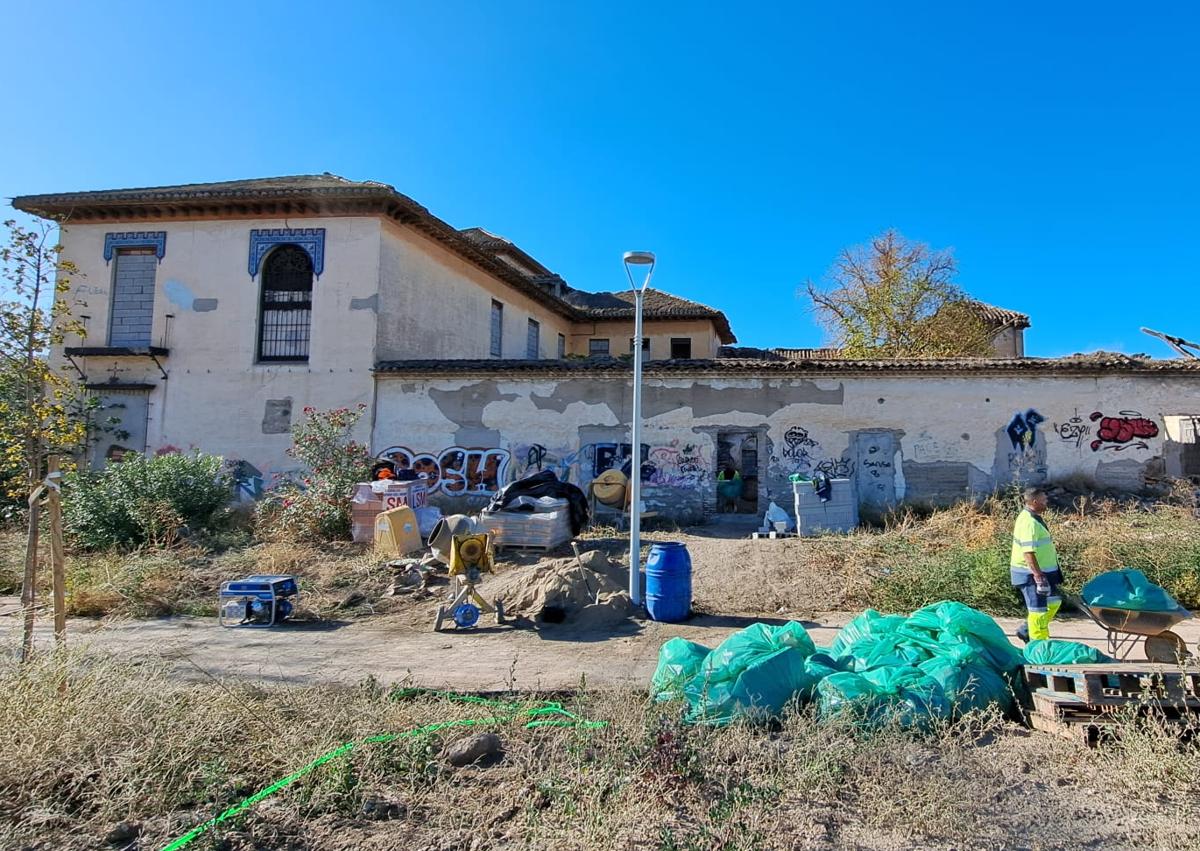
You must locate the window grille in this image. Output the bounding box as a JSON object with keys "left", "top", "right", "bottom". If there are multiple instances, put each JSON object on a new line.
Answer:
{"left": 258, "top": 244, "right": 313, "bottom": 362}
{"left": 588, "top": 338, "right": 610, "bottom": 356}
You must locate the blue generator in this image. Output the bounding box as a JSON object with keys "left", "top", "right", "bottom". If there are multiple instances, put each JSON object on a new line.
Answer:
{"left": 218, "top": 574, "right": 299, "bottom": 627}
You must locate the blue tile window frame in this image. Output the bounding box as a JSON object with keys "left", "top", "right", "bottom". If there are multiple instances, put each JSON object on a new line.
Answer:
{"left": 248, "top": 228, "right": 325, "bottom": 279}
{"left": 103, "top": 231, "right": 167, "bottom": 264}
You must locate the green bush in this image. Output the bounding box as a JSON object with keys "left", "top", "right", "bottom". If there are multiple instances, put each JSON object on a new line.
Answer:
{"left": 63, "top": 452, "right": 232, "bottom": 550}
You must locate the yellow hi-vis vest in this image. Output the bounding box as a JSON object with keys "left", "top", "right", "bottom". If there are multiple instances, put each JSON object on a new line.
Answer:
{"left": 1010, "top": 508, "right": 1058, "bottom": 576}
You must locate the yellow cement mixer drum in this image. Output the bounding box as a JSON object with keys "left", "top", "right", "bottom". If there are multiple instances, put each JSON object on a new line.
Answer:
{"left": 448, "top": 533, "right": 493, "bottom": 576}
{"left": 592, "top": 468, "right": 629, "bottom": 507}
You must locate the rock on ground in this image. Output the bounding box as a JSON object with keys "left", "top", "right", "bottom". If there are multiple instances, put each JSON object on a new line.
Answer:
{"left": 444, "top": 732, "right": 503, "bottom": 767}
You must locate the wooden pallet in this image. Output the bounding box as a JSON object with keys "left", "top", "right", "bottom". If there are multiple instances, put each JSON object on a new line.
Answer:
{"left": 493, "top": 542, "right": 565, "bottom": 553}
{"left": 1029, "top": 689, "right": 1200, "bottom": 745}
{"left": 1024, "top": 663, "right": 1200, "bottom": 708}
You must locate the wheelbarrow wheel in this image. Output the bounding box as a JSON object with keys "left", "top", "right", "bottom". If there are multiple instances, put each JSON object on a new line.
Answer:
{"left": 1144, "top": 630, "right": 1189, "bottom": 663}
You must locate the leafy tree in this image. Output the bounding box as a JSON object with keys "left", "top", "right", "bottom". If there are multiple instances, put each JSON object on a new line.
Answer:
{"left": 804, "top": 229, "right": 993, "bottom": 358}
{"left": 0, "top": 218, "right": 90, "bottom": 515}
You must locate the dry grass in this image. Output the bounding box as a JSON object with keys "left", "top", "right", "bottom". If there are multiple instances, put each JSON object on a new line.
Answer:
{"left": 2, "top": 650, "right": 1199, "bottom": 850}
{"left": 0, "top": 531, "right": 393, "bottom": 620}
{"left": 727, "top": 496, "right": 1200, "bottom": 617}
{"left": 6, "top": 492, "right": 1199, "bottom": 625}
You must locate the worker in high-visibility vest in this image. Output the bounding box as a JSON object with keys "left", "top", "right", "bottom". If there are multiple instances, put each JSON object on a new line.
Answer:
{"left": 1010, "top": 485, "right": 1063, "bottom": 643}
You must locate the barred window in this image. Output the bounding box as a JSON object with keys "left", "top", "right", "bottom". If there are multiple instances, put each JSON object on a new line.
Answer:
{"left": 588, "top": 338, "right": 610, "bottom": 356}
{"left": 258, "top": 245, "right": 313, "bottom": 362}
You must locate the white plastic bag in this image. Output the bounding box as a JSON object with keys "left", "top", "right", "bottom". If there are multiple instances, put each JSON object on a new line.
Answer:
{"left": 764, "top": 500, "right": 794, "bottom": 532}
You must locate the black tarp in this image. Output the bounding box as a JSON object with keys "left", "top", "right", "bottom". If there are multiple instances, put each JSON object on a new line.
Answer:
{"left": 485, "top": 470, "right": 590, "bottom": 535}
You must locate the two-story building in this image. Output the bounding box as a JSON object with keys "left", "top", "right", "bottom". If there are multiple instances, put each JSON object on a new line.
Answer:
{"left": 15, "top": 174, "right": 1200, "bottom": 520}
{"left": 14, "top": 174, "right": 734, "bottom": 488}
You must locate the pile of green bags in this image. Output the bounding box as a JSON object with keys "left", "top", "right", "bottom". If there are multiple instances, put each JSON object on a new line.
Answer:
{"left": 651, "top": 601, "right": 1026, "bottom": 728}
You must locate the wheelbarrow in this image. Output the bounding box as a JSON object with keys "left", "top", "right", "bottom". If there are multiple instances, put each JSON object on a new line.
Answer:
{"left": 1067, "top": 591, "right": 1194, "bottom": 662}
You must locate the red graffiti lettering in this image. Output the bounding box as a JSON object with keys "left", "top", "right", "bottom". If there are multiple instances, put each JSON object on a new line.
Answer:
{"left": 1089, "top": 411, "right": 1159, "bottom": 452}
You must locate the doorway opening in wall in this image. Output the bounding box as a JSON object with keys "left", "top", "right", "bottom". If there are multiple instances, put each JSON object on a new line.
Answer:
{"left": 716, "top": 431, "right": 759, "bottom": 514}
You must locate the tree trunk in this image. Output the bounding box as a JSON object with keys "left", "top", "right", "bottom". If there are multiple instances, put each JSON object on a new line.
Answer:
{"left": 20, "top": 492, "right": 41, "bottom": 664}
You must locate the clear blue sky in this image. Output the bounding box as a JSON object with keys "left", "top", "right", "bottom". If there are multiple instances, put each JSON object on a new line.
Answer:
{"left": 3, "top": 2, "right": 1197, "bottom": 356}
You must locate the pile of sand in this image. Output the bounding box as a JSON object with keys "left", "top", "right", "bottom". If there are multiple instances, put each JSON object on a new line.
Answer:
{"left": 484, "top": 549, "right": 633, "bottom": 628}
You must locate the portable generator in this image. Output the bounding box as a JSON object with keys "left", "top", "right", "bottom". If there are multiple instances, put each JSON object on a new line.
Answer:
{"left": 218, "top": 574, "right": 299, "bottom": 627}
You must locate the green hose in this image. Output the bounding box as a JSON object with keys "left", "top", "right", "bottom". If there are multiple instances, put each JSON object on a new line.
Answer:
{"left": 160, "top": 690, "right": 605, "bottom": 851}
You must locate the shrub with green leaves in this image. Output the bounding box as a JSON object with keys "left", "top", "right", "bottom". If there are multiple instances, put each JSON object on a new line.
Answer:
{"left": 255, "top": 405, "right": 373, "bottom": 542}
{"left": 63, "top": 451, "right": 232, "bottom": 550}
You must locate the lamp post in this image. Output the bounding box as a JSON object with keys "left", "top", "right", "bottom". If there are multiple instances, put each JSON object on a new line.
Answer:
{"left": 623, "top": 250, "right": 655, "bottom": 606}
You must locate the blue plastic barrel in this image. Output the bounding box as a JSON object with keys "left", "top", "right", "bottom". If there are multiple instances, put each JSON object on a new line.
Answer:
{"left": 645, "top": 542, "right": 692, "bottom": 622}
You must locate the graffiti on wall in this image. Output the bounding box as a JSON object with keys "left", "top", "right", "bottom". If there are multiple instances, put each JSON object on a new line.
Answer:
{"left": 230, "top": 459, "right": 265, "bottom": 500}
{"left": 1000, "top": 409, "right": 1048, "bottom": 481}
{"left": 1054, "top": 410, "right": 1092, "bottom": 449}
{"left": 774, "top": 424, "right": 855, "bottom": 479}
{"left": 1006, "top": 409, "right": 1045, "bottom": 451}
{"left": 377, "top": 445, "right": 512, "bottom": 496}
{"left": 646, "top": 441, "right": 705, "bottom": 487}
{"left": 509, "top": 439, "right": 707, "bottom": 488}
{"left": 781, "top": 426, "right": 818, "bottom": 459}
{"left": 1088, "top": 411, "right": 1159, "bottom": 452}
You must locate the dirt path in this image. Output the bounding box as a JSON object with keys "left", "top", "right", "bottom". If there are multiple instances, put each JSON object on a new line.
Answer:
{"left": 8, "top": 607, "right": 1194, "bottom": 691}
{"left": 5, "top": 523, "right": 1196, "bottom": 690}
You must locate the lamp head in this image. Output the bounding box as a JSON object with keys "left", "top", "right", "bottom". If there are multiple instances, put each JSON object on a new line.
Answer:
{"left": 623, "top": 251, "right": 656, "bottom": 266}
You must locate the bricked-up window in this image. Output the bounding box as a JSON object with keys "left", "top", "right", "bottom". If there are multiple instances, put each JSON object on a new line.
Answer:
{"left": 109, "top": 247, "right": 157, "bottom": 347}
{"left": 588, "top": 338, "right": 610, "bottom": 356}
{"left": 258, "top": 245, "right": 313, "bottom": 362}
{"left": 490, "top": 301, "right": 504, "bottom": 357}
{"left": 670, "top": 337, "right": 692, "bottom": 359}
{"left": 526, "top": 318, "right": 540, "bottom": 359}
{"left": 557, "top": 333, "right": 566, "bottom": 359}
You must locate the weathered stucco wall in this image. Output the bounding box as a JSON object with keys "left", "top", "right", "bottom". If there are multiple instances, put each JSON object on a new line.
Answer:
{"left": 565, "top": 318, "right": 723, "bottom": 360}
{"left": 376, "top": 221, "right": 573, "bottom": 361}
{"left": 372, "top": 371, "right": 1200, "bottom": 520}
{"left": 58, "top": 217, "right": 384, "bottom": 484}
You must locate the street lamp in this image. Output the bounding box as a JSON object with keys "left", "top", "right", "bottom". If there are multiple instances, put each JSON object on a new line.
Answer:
{"left": 623, "top": 250, "right": 655, "bottom": 606}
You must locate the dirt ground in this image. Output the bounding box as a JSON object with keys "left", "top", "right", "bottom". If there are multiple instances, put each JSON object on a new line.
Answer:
{"left": 5, "top": 522, "right": 1200, "bottom": 851}
{"left": 6, "top": 523, "right": 1196, "bottom": 689}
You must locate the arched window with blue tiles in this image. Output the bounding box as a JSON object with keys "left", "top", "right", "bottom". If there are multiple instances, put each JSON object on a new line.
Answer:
{"left": 257, "top": 244, "right": 314, "bottom": 362}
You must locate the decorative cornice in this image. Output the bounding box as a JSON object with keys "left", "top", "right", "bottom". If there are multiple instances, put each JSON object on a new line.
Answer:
{"left": 248, "top": 228, "right": 325, "bottom": 279}
{"left": 103, "top": 231, "right": 167, "bottom": 264}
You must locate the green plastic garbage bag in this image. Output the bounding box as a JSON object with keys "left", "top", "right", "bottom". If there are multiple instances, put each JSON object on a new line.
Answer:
{"left": 899, "top": 601, "right": 1024, "bottom": 674}
{"left": 1081, "top": 569, "right": 1190, "bottom": 615}
{"left": 829, "top": 609, "right": 908, "bottom": 657}
{"left": 651, "top": 637, "right": 711, "bottom": 701}
{"left": 1023, "top": 639, "right": 1113, "bottom": 666}
{"left": 842, "top": 634, "right": 932, "bottom": 672}
{"left": 697, "top": 621, "right": 816, "bottom": 681}
{"left": 817, "top": 667, "right": 951, "bottom": 729}
{"left": 684, "top": 644, "right": 817, "bottom": 725}
{"left": 676, "top": 621, "right": 819, "bottom": 724}
{"left": 804, "top": 650, "right": 850, "bottom": 682}
{"left": 918, "top": 656, "right": 1013, "bottom": 715}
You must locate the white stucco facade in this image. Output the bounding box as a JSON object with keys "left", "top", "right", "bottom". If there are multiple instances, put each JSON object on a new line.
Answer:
{"left": 371, "top": 369, "right": 1200, "bottom": 520}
